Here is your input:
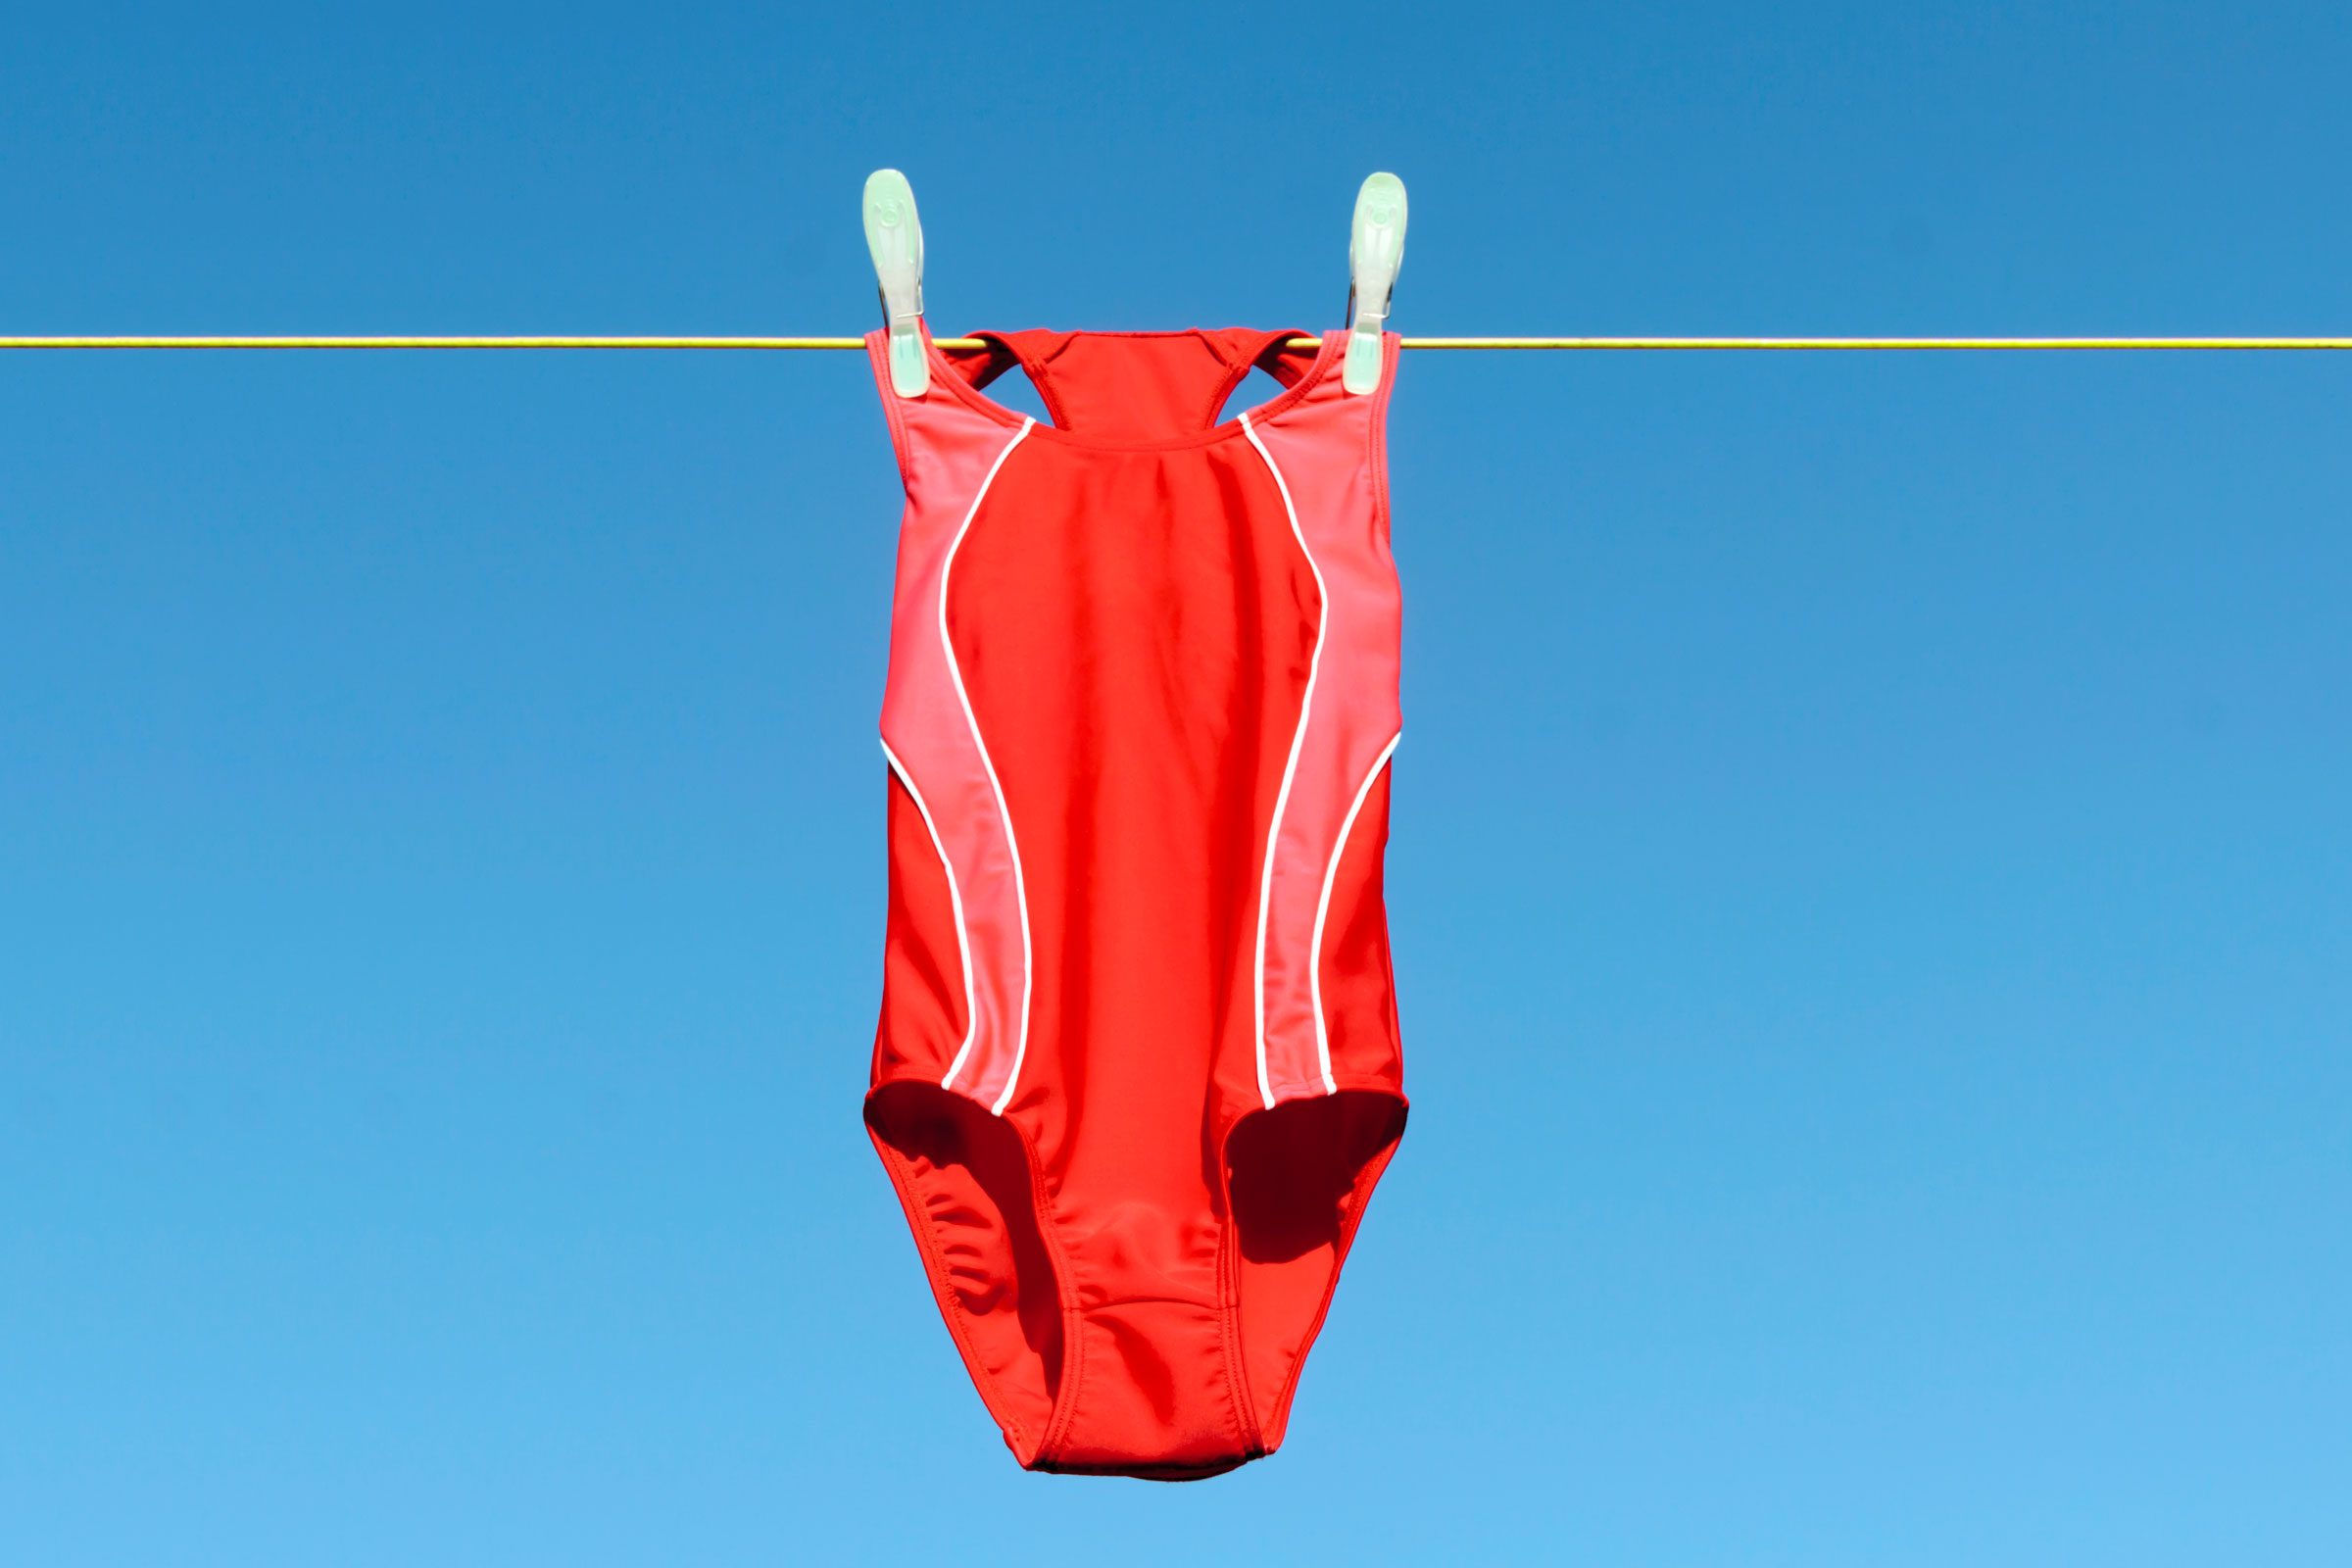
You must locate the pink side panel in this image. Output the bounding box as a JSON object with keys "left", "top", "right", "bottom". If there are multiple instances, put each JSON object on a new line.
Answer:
{"left": 1251, "top": 332, "right": 1404, "bottom": 1103}
{"left": 869, "top": 330, "right": 1029, "bottom": 1112}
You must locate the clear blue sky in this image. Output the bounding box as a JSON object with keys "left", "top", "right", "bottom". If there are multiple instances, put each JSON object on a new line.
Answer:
{"left": 3, "top": 3, "right": 2347, "bottom": 1562}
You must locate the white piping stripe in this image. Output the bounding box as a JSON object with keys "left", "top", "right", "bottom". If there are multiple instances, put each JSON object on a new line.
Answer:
{"left": 1306, "top": 732, "right": 1401, "bottom": 1095}
{"left": 936, "top": 417, "right": 1037, "bottom": 1116}
{"left": 883, "top": 740, "right": 981, "bottom": 1087}
{"left": 1241, "top": 410, "right": 1330, "bottom": 1110}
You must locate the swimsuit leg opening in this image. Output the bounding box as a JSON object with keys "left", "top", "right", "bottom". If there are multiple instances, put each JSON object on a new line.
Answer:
{"left": 1218, "top": 1086, "right": 1408, "bottom": 1453}
{"left": 864, "top": 1081, "right": 1073, "bottom": 1467}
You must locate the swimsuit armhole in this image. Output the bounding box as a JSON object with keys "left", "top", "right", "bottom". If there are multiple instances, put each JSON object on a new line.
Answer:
{"left": 865, "top": 330, "right": 918, "bottom": 494}
{"left": 1367, "top": 330, "right": 1401, "bottom": 545}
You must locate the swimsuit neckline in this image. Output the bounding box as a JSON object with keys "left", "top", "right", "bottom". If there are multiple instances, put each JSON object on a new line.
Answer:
{"left": 921, "top": 327, "right": 1343, "bottom": 453}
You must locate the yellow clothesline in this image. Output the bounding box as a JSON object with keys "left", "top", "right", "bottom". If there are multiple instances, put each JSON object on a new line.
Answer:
{"left": 4, "top": 335, "right": 2352, "bottom": 351}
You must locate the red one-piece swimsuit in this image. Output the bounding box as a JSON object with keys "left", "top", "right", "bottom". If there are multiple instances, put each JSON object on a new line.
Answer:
{"left": 861, "top": 324, "right": 1407, "bottom": 1479}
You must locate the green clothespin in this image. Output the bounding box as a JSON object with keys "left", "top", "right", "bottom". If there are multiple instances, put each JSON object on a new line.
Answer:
{"left": 862, "top": 170, "right": 929, "bottom": 397}
{"left": 1344, "top": 172, "right": 1408, "bottom": 395}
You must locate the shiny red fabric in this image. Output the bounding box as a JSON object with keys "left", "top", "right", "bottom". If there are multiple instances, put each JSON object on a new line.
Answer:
{"left": 862, "top": 325, "right": 1407, "bottom": 1479}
